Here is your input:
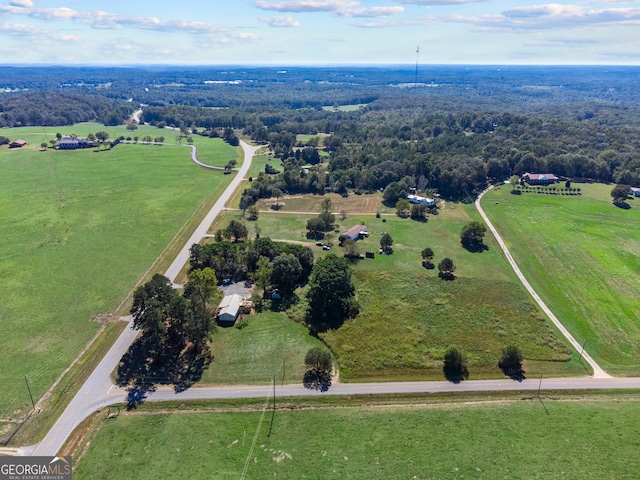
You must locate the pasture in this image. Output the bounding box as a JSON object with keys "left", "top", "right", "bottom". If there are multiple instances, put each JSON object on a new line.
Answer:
{"left": 482, "top": 184, "right": 640, "bottom": 375}
{"left": 73, "top": 397, "right": 640, "bottom": 479}
{"left": 203, "top": 199, "right": 583, "bottom": 381}
{"left": 0, "top": 129, "right": 237, "bottom": 418}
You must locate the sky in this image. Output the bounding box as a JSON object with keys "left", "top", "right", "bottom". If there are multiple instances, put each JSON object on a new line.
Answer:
{"left": 0, "top": 0, "right": 639, "bottom": 65}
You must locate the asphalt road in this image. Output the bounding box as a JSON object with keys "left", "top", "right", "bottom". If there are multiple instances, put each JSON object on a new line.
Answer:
{"left": 475, "top": 186, "right": 609, "bottom": 378}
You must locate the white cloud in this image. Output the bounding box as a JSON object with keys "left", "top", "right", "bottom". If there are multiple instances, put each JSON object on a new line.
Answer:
{"left": 254, "top": 0, "right": 358, "bottom": 12}
{"left": 259, "top": 15, "right": 301, "bottom": 27}
{"left": 0, "top": 21, "right": 79, "bottom": 41}
{"left": 434, "top": 4, "right": 640, "bottom": 30}
{"left": 0, "top": 5, "right": 255, "bottom": 37}
{"left": 9, "top": 0, "right": 33, "bottom": 7}
{"left": 396, "top": 0, "right": 490, "bottom": 4}
{"left": 338, "top": 6, "right": 405, "bottom": 17}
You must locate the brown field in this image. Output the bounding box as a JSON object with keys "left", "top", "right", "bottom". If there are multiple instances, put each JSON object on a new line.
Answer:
{"left": 255, "top": 192, "right": 383, "bottom": 214}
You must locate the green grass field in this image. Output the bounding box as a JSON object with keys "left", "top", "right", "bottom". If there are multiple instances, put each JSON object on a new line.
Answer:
{"left": 202, "top": 312, "right": 327, "bottom": 384}
{"left": 482, "top": 184, "right": 640, "bottom": 375}
{"left": 320, "top": 209, "right": 584, "bottom": 381}
{"left": 322, "top": 103, "right": 369, "bottom": 111}
{"left": 1, "top": 123, "right": 239, "bottom": 168}
{"left": 0, "top": 128, "right": 237, "bottom": 418}
{"left": 74, "top": 398, "right": 640, "bottom": 479}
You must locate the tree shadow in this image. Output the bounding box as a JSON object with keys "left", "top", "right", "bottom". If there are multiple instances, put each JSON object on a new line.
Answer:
{"left": 461, "top": 241, "right": 489, "bottom": 253}
{"left": 614, "top": 201, "right": 631, "bottom": 210}
{"left": 117, "top": 334, "right": 212, "bottom": 408}
{"left": 443, "top": 366, "right": 469, "bottom": 384}
{"left": 302, "top": 369, "right": 332, "bottom": 392}
{"left": 438, "top": 272, "right": 456, "bottom": 281}
{"left": 422, "top": 262, "right": 435, "bottom": 270}
{"left": 499, "top": 364, "right": 526, "bottom": 382}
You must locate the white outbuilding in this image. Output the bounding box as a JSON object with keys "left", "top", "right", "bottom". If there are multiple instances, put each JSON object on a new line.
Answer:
{"left": 217, "top": 294, "right": 242, "bottom": 324}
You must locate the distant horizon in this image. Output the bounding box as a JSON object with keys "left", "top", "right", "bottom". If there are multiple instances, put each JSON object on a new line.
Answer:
{"left": 2, "top": 63, "right": 640, "bottom": 69}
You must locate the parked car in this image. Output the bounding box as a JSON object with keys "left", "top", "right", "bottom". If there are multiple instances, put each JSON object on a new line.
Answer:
{"left": 322, "top": 245, "right": 330, "bottom": 250}
{"left": 315, "top": 241, "right": 324, "bottom": 246}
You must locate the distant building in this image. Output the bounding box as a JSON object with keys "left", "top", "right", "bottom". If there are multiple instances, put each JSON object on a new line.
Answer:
{"left": 407, "top": 194, "right": 436, "bottom": 207}
{"left": 522, "top": 173, "right": 559, "bottom": 185}
{"left": 340, "top": 224, "right": 368, "bottom": 242}
{"left": 9, "top": 139, "right": 26, "bottom": 149}
{"left": 217, "top": 294, "right": 242, "bottom": 325}
{"left": 59, "top": 135, "right": 91, "bottom": 150}
{"left": 630, "top": 187, "right": 640, "bottom": 197}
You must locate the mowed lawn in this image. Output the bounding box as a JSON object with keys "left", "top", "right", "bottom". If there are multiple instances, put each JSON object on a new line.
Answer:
{"left": 0, "top": 132, "right": 236, "bottom": 418}
{"left": 322, "top": 210, "right": 583, "bottom": 381}
{"left": 482, "top": 184, "right": 640, "bottom": 375}
{"left": 74, "top": 399, "right": 640, "bottom": 479}
{"left": 202, "top": 312, "right": 327, "bottom": 385}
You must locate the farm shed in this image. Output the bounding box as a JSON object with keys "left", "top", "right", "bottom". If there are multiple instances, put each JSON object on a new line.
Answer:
{"left": 9, "top": 139, "right": 26, "bottom": 149}
{"left": 340, "top": 224, "right": 368, "bottom": 242}
{"left": 217, "top": 294, "right": 242, "bottom": 325}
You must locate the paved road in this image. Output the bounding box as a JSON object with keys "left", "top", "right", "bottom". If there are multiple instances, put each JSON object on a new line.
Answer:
{"left": 164, "top": 140, "right": 262, "bottom": 284}
{"left": 476, "top": 186, "right": 610, "bottom": 378}
{"left": 19, "top": 140, "right": 262, "bottom": 457}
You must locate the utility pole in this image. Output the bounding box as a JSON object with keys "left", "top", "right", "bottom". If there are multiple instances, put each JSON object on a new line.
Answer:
{"left": 410, "top": 46, "right": 420, "bottom": 143}
{"left": 578, "top": 339, "right": 587, "bottom": 363}
{"left": 25, "top": 375, "right": 35, "bottom": 411}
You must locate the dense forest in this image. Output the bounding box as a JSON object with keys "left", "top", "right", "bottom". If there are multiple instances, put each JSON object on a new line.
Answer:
{"left": 2, "top": 65, "right": 640, "bottom": 198}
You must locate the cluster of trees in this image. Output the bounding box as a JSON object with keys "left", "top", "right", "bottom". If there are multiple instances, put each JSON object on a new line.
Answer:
{"left": 190, "top": 237, "right": 314, "bottom": 302}
{"left": 116, "top": 271, "right": 217, "bottom": 406}
{"left": 0, "top": 92, "right": 132, "bottom": 127}
{"left": 443, "top": 345, "right": 524, "bottom": 382}
{"left": 306, "top": 198, "right": 336, "bottom": 239}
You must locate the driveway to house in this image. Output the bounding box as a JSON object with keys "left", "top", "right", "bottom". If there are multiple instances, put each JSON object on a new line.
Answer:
{"left": 475, "top": 186, "right": 610, "bottom": 379}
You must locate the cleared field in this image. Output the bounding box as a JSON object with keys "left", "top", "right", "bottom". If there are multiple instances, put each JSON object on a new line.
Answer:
{"left": 74, "top": 399, "right": 640, "bottom": 479}
{"left": 322, "top": 103, "right": 369, "bottom": 111}
{"left": 255, "top": 191, "right": 383, "bottom": 214}
{"left": 202, "top": 312, "right": 327, "bottom": 385}
{"left": 0, "top": 131, "right": 235, "bottom": 418}
{"left": 482, "top": 184, "right": 640, "bottom": 375}
{"left": 322, "top": 209, "right": 583, "bottom": 381}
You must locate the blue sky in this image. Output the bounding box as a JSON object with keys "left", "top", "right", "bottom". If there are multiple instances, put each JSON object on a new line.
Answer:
{"left": 0, "top": 0, "right": 638, "bottom": 65}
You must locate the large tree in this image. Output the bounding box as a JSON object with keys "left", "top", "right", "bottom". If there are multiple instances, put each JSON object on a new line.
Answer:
{"left": 380, "top": 232, "right": 394, "bottom": 253}
{"left": 185, "top": 267, "right": 218, "bottom": 308}
{"left": 271, "top": 253, "right": 303, "bottom": 298}
{"left": 611, "top": 184, "right": 630, "bottom": 206}
{"left": 130, "top": 273, "right": 175, "bottom": 343}
{"left": 438, "top": 257, "right": 456, "bottom": 279}
{"left": 303, "top": 347, "right": 333, "bottom": 391}
{"left": 306, "top": 254, "right": 358, "bottom": 331}
{"left": 460, "top": 221, "right": 487, "bottom": 251}
{"left": 443, "top": 347, "right": 469, "bottom": 382}
{"left": 498, "top": 345, "right": 524, "bottom": 380}
{"left": 421, "top": 247, "right": 434, "bottom": 267}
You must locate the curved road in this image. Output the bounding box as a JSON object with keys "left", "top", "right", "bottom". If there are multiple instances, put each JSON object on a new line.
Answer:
{"left": 19, "top": 171, "right": 627, "bottom": 457}
{"left": 476, "top": 186, "right": 609, "bottom": 378}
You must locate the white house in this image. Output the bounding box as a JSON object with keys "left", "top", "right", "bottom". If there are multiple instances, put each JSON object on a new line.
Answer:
{"left": 217, "top": 294, "right": 242, "bottom": 324}
{"left": 630, "top": 187, "right": 640, "bottom": 197}
{"left": 407, "top": 194, "right": 435, "bottom": 207}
